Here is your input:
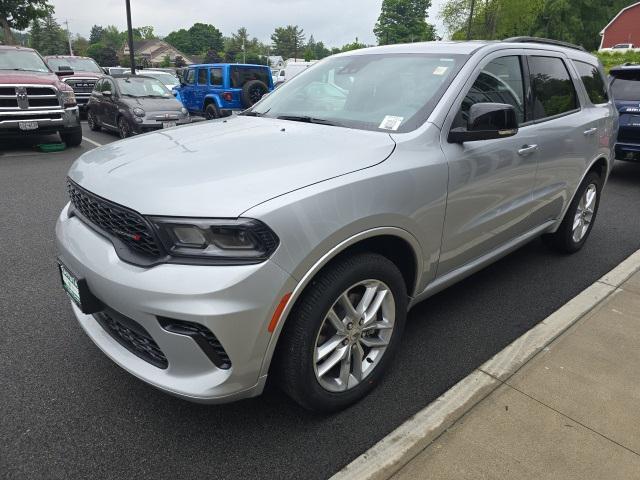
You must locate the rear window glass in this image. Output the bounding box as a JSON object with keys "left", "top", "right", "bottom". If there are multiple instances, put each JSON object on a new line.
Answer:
{"left": 574, "top": 61, "right": 608, "bottom": 104}
{"left": 610, "top": 73, "right": 640, "bottom": 102}
{"left": 529, "top": 56, "right": 578, "bottom": 120}
{"left": 230, "top": 66, "right": 270, "bottom": 88}
{"left": 197, "top": 68, "right": 208, "bottom": 85}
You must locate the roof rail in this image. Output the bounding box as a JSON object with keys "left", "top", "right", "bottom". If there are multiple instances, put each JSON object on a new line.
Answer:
{"left": 502, "top": 36, "right": 587, "bottom": 52}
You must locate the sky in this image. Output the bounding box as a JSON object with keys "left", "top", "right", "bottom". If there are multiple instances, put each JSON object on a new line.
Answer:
{"left": 49, "top": 0, "right": 446, "bottom": 48}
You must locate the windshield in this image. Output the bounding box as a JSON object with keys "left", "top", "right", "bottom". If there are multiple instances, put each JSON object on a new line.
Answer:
{"left": 0, "top": 49, "right": 49, "bottom": 73}
{"left": 611, "top": 74, "right": 640, "bottom": 101}
{"left": 141, "top": 71, "right": 179, "bottom": 87}
{"left": 115, "top": 76, "right": 171, "bottom": 97}
{"left": 47, "top": 56, "right": 102, "bottom": 73}
{"left": 250, "top": 53, "right": 467, "bottom": 132}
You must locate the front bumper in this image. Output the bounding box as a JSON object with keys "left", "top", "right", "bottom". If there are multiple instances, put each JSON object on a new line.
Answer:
{"left": 0, "top": 106, "right": 80, "bottom": 136}
{"left": 55, "top": 203, "right": 295, "bottom": 403}
{"left": 132, "top": 113, "right": 191, "bottom": 134}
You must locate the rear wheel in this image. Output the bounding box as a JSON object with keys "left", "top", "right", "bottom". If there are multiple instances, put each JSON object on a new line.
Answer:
{"left": 204, "top": 103, "right": 220, "bottom": 120}
{"left": 276, "top": 253, "right": 407, "bottom": 412}
{"left": 240, "top": 80, "right": 268, "bottom": 108}
{"left": 87, "top": 109, "right": 100, "bottom": 131}
{"left": 543, "top": 171, "right": 602, "bottom": 253}
{"left": 117, "top": 116, "right": 132, "bottom": 139}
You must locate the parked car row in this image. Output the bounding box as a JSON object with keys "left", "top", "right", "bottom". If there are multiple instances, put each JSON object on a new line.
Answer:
{"left": 56, "top": 37, "right": 625, "bottom": 412}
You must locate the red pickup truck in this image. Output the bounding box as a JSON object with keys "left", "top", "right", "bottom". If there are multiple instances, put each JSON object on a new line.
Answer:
{"left": 44, "top": 55, "right": 103, "bottom": 114}
{"left": 0, "top": 45, "right": 82, "bottom": 146}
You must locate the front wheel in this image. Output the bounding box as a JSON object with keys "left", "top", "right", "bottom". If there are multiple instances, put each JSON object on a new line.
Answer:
{"left": 117, "top": 116, "right": 132, "bottom": 139}
{"left": 276, "top": 253, "right": 407, "bottom": 412}
{"left": 87, "top": 109, "right": 100, "bottom": 131}
{"left": 59, "top": 127, "right": 82, "bottom": 147}
{"left": 543, "top": 171, "right": 602, "bottom": 253}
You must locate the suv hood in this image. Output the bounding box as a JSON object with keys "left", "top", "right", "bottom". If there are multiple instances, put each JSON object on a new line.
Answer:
{"left": 0, "top": 70, "right": 60, "bottom": 86}
{"left": 69, "top": 116, "right": 396, "bottom": 217}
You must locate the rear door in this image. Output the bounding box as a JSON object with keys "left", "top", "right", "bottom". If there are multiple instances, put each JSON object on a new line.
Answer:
{"left": 438, "top": 51, "right": 540, "bottom": 275}
{"left": 524, "top": 53, "right": 594, "bottom": 225}
{"left": 101, "top": 79, "right": 118, "bottom": 128}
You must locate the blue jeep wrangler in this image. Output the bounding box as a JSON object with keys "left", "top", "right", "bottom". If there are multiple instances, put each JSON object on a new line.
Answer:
{"left": 610, "top": 64, "right": 640, "bottom": 161}
{"left": 175, "top": 64, "right": 273, "bottom": 119}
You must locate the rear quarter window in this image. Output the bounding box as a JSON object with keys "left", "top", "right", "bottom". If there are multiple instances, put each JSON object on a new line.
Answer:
{"left": 574, "top": 61, "right": 609, "bottom": 104}
{"left": 230, "top": 66, "right": 270, "bottom": 88}
{"left": 528, "top": 56, "right": 578, "bottom": 120}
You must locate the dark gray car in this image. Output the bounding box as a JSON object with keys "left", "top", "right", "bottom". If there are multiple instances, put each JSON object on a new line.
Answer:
{"left": 87, "top": 74, "right": 190, "bottom": 138}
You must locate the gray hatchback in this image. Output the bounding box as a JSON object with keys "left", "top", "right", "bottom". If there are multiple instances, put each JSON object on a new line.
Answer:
{"left": 56, "top": 38, "right": 616, "bottom": 411}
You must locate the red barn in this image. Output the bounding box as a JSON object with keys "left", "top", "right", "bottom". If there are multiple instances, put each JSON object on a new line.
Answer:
{"left": 599, "top": 1, "right": 640, "bottom": 49}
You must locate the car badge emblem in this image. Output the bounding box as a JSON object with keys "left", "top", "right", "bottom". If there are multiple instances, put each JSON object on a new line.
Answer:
{"left": 16, "top": 87, "right": 29, "bottom": 110}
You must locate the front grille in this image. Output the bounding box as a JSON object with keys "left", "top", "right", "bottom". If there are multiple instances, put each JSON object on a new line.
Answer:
{"left": 95, "top": 309, "right": 168, "bottom": 369}
{"left": 65, "top": 78, "right": 97, "bottom": 95}
{"left": 27, "top": 97, "right": 59, "bottom": 107}
{"left": 67, "top": 179, "right": 163, "bottom": 259}
{"left": 0, "top": 112, "right": 62, "bottom": 123}
{"left": 0, "top": 84, "right": 60, "bottom": 112}
{"left": 26, "top": 86, "right": 56, "bottom": 96}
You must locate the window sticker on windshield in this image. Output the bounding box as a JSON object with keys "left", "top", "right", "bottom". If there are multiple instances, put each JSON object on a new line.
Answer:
{"left": 433, "top": 66, "right": 449, "bottom": 76}
{"left": 379, "top": 115, "right": 404, "bottom": 131}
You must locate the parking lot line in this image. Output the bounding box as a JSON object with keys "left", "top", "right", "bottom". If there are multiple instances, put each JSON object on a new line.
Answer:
{"left": 82, "top": 136, "right": 103, "bottom": 148}
{"left": 331, "top": 248, "right": 640, "bottom": 480}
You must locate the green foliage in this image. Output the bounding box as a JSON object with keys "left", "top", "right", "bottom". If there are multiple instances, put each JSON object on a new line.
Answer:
{"left": 72, "top": 35, "right": 89, "bottom": 56}
{"left": 159, "top": 55, "right": 172, "bottom": 68}
{"left": 165, "top": 23, "right": 223, "bottom": 55}
{"left": 341, "top": 39, "right": 368, "bottom": 52}
{"left": 133, "top": 25, "right": 155, "bottom": 40}
{"left": 597, "top": 51, "right": 640, "bottom": 73}
{"left": 374, "top": 0, "right": 436, "bottom": 45}
{"left": 89, "top": 24, "right": 104, "bottom": 44}
{"left": 1, "top": 0, "right": 53, "bottom": 44}
{"left": 271, "top": 25, "right": 305, "bottom": 59}
{"left": 86, "top": 42, "right": 117, "bottom": 66}
{"left": 30, "top": 15, "right": 67, "bottom": 55}
{"left": 174, "top": 55, "right": 187, "bottom": 68}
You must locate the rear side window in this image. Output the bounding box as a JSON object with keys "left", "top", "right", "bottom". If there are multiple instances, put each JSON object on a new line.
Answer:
{"left": 610, "top": 73, "right": 640, "bottom": 101}
{"left": 230, "top": 66, "right": 270, "bottom": 88}
{"left": 210, "top": 68, "right": 223, "bottom": 86}
{"left": 574, "top": 61, "right": 608, "bottom": 104}
{"left": 528, "top": 56, "right": 578, "bottom": 120}
{"left": 457, "top": 56, "right": 526, "bottom": 126}
{"left": 197, "top": 68, "right": 208, "bottom": 85}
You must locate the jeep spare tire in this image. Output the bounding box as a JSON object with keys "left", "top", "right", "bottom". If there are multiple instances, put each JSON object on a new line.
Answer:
{"left": 241, "top": 80, "right": 269, "bottom": 108}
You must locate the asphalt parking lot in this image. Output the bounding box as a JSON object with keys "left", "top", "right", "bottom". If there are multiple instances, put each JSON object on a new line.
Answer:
{"left": 2, "top": 123, "right": 640, "bottom": 480}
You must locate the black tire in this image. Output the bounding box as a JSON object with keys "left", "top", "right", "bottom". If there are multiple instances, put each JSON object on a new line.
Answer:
{"left": 117, "top": 116, "right": 132, "bottom": 139}
{"left": 543, "top": 171, "right": 603, "bottom": 253}
{"left": 59, "top": 127, "right": 82, "bottom": 147}
{"left": 276, "top": 252, "right": 407, "bottom": 412}
{"left": 204, "top": 102, "right": 220, "bottom": 120}
{"left": 87, "top": 109, "right": 100, "bottom": 131}
{"left": 240, "top": 80, "right": 268, "bottom": 108}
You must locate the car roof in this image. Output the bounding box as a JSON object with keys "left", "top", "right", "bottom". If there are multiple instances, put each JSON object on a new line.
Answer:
{"left": 188, "top": 63, "right": 269, "bottom": 68}
{"left": 44, "top": 55, "right": 93, "bottom": 59}
{"left": 610, "top": 64, "right": 640, "bottom": 75}
{"left": 0, "top": 45, "right": 36, "bottom": 52}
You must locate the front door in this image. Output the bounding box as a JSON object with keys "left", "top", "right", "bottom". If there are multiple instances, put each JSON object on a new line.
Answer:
{"left": 438, "top": 52, "right": 540, "bottom": 276}
{"left": 101, "top": 79, "right": 118, "bottom": 129}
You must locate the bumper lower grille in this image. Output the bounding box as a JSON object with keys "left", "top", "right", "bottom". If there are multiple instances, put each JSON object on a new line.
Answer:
{"left": 95, "top": 309, "right": 168, "bottom": 369}
{"left": 67, "top": 179, "right": 163, "bottom": 259}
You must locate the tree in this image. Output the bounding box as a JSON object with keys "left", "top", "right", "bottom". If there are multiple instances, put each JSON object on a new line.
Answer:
{"left": 159, "top": 54, "right": 171, "bottom": 68}
{"left": 36, "top": 14, "right": 67, "bottom": 55}
{"left": 166, "top": 23, "right": 223, "bottom": 55}
{"left": 29, "top": 17, "right": 41, "bottom": 49}
{"left": 271, "top": 25, "right": 305, "bottom": 59}
{"left": 86, "top": 43, "right": 117, "bottom": 66}
{"left": 174, "top": 55, "right": 187, "bottom": 68}
{"left": 203, "top": 49, "right": 223, "bottom": 63}
{"left": 101, "top": 25, "right": 124, "bottom": 49}
{"left": 374, "top": 0, "right": 436, "bottom": 45}
{"left": 72, "top": 35, "right": 89, "bottom": 56}
{"left": 1, "top": 0, "right": 52, "bottom": 45}
{"left": 341, "top": 38, "right": 368, "bottom": 52}
{"left": 88, "top": 24, "right": 104, "bottom": 44}
{"left": 134, "top": 25, "right": 155, "bottom": 40}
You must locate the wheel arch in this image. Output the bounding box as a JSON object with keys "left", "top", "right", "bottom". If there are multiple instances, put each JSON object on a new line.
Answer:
{"left": 203, "top": 94, "right": 221, "bottom": 110}
{"left": 259, "top": 227, "right": 423, "bottom": 378}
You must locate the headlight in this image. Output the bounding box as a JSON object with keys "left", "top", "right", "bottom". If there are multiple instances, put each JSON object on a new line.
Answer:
{"left": 150, "top": 217, "right": 279, "bottom": 263}
{"left": 133, "top": 107, "right": 145, "bottom": 117}
{"left": 181, "top": 107, "right": 189, "bottom": 116}
{"left": 61, "top": 90, "right": 76, "bottom": 107}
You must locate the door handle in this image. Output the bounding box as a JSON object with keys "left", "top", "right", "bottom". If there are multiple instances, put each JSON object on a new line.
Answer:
{"left": 583, "top": 127, "right": 598, "bottom": 136}
{"left": 518, "top": 144, "right": 539, "bottom": 156}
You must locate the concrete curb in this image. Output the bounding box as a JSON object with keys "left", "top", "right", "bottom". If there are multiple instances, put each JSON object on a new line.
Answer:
{"left": 331, "top": 249, "right": 640, "bottom": 480}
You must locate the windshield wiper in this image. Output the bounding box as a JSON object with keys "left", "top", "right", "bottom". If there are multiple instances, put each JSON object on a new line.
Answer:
{"left": 277, "top": 115, "right": 341, "bottom": 126}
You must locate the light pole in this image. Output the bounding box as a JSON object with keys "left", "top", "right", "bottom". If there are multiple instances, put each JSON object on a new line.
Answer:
{"left": 125, "top": 0, "right": 135, "bottom": 74}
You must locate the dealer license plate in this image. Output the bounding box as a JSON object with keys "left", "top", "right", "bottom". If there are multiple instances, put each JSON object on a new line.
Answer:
{"left": 163, "top": 121, "right": 177, "bottom": 129}
{"left": 19, "top": 121, "right": 39, "bottom": 131}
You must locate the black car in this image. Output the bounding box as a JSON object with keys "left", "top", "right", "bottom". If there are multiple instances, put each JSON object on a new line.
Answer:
{"left": 610, "top": 64, "right": 640, "bottom": 161}
{"left": 87, "top": 74, "right": 191, "bottom": 138}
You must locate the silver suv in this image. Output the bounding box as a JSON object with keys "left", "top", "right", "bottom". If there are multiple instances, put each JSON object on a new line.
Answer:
{"left": 56, "top": 38, "right": 616, "bottom": 411}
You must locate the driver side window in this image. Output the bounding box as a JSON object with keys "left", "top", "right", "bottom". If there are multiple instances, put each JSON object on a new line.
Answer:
{"left": 455, "top": 56, "right": 525, "bottom": 128}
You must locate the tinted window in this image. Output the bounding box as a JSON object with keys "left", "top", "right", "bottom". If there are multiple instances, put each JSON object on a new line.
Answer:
{"left": 529, "top": 56, "right": 578, "bottom": 119}
{"left": 574, "top": 61, "right": 608, "bottom": 104}
{"left": 457, "top": 56, "right": 525, "bottom": 127}
{"left": 185, "top": 69, "right": 195, "bottom": 85}
{"left": 210, "top": 68, "right": 223, "bottom": 86}
{"left": 610, "top": 73, "right": 640, "bottom": 101}
{"left": 230, "top": 66, "right": 270, "bottom": 88}
{"left": 197, "top": 68, "right": 208, "bottom": 85}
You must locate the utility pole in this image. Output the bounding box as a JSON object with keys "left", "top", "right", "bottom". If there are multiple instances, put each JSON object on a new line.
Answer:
{"left": 125, "top": 0, "right": 135, "bottom": 74}
{"left": 466, "top": 0, "right": 476, "bottom": 40}
{"left": 242, "top": 38, "right": 246, "bottom": 63}
{"left": 63, "top": 20, "right": 73, "bottom": 55}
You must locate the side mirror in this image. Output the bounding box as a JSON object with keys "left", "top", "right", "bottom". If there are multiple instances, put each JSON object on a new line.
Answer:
{"left": 448, "top": 103, "right": 518, "bottom": 143}
{"left": 102, "top": 90, "right": 112, "bottom": 97}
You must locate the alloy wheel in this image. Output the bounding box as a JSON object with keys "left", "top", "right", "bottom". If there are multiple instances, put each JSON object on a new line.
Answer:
{"left": 313, "top": 279, "right": 395, "bottom": 392}
{"left": 118, "top": 118, "right": 130, "bottom": 139}
{"left": 572, "top": 183, "right": 597, "bottom": 243}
